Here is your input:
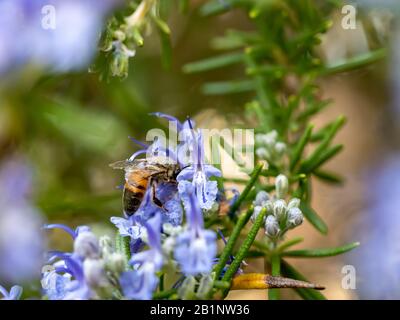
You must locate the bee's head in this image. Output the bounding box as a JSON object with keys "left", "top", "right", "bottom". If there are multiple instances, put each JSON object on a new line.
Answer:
{"left": 166, "top": 164, "right": 182, "bottom": 180}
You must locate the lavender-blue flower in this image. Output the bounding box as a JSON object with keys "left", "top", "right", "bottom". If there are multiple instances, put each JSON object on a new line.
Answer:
{"left": 120, "top": 213, "right": 163, "bottom": 300}
{"left": 174, "top": 183, "right": 217, "bottom": 275}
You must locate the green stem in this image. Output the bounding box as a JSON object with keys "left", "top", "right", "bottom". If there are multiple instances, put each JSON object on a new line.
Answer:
{"left": 268, "top": 253, "right": 281, "bottom": 300}
{"left": 277, "top": 237, "right": 304, "bottom": 253}
{"left": 214, "top": 281, "right": 231, "bottom": 289}
{"left": 153, "top": 289, "right": 177, "bottom": 300}
{"left": 320, "top": 48, "right": 387, "bottom": 75}
{"left": 290, "top": 124, "right": 313, "bottom": 171}
{"left": 115, "top": 233, "right": 131, "bottom": 270}
{"left": 282, "top": 242, "right": 360, "bottom": 258}
{"left": 300, "top": 116, "right": 345, "bottom": 172}
{"left": 228, "top": 163, "right": 263, "bottom": 220}
{"left": 205, "top": 215, "right": 221, "bottom": 229}
{"left": 220, "top": 208, "right": 267, "bottom": 296}
{"left": 213, "top": 206, "right": 254, "bottom": 278}
{"left": 251, "top": 239, "right": 271, "bottom": 253}
{"left": 159, "top": 273, "right": 165, "bottom": 291}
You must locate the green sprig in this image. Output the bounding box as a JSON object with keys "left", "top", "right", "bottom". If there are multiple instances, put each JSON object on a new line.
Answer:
{"left": 220, "top": 208, "right": 267, "bottom": 296}
{"left": 214, "top": 206, "right": 255, "bottom": 278}
{"left": 282, "top": 242, "right": 360, "bottom": 258}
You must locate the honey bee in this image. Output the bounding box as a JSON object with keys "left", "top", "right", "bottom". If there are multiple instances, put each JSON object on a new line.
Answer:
{"left": 110, "top": 157, "right": 181, "bottom": 217}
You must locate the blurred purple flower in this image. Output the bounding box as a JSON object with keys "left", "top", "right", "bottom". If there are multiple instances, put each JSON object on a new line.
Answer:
{"left": 0, "top": 157, "right": 44, "bottom": 284}
{"left": 352, "top": 155, "right": 400, "bottom": 298}
{"left": 0, "top": 285, "right": 23, "bottom": 300}
{"left": 174, "top": 183, "right": 217, "bottom": 275}
{"left": 0, "top": 0, "right": 117, "bottom": 74}
{"left": 43, "top": 225, "right": 107, "bottom": 300}
{"left": 120, "top": 213, "right": 163, "bottom": 300}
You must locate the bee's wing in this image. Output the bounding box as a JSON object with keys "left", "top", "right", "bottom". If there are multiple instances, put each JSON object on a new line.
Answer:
{"left": 109, "top": 160, "right": 132, "bottom": 169}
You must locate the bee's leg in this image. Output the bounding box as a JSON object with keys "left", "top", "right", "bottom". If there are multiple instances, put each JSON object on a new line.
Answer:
{"left": 151, "top": 181, "right": 168, "bottom": 212}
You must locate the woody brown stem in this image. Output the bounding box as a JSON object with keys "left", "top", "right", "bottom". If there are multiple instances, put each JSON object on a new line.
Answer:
{"left": 231, "top": 273, "right": 324, "bottom": 290}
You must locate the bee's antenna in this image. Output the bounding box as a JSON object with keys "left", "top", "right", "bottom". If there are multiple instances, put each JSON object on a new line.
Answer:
{"left": 128, "top": 149, "right": 147, "bottom": 161}
{"left": 128, "top": 136, "right": 148, "bottom": 148}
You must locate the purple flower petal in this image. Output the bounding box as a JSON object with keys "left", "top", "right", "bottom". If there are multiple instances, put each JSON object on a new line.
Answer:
{"left": 176, "top": 167, "right": 195, "bottom": 181}
{"left": 44, "top": 224, "right": 77, "bottom": 239}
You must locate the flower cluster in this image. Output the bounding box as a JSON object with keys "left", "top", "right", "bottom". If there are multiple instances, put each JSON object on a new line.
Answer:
{"left": 101, "top": 0, "right": 157, "bottom": 78}
{"left": 38, "top": 113, "right": 221, "bottom": 300}
{"left": 110, "top": 114, "right": 219, "bottom": 296}
{"left": 255, "top": 130, "right": 287, "bottom": 165}
{"left": 101, "top": 0, "right": 170, "bottom": 78}
{"left": 252, "top": 174, "right": 303, "bottom": 241}
{"left": 42, "top": 225, "right": 124, "bottom": 300}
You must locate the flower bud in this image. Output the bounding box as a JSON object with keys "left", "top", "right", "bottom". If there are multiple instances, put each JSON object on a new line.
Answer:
{"left": 264, "top": 130, "right": 278, "bottom": 146}
{"left": 162, "top": 235, "right": 176, "bottom": 256}
{"left": 99, "top": 235, "right": 113, "bottom": 257}
{"left": 74, "top": 231, "right": 100, "bottom": 259}
{"left": 163, "top": 223, "right": 174, "bottom": 235}
{"left": 251, "top": 206, "right": 263, "bottom": 223}
{"left": 255, "top": 134, "right": 267, "bottom": 146}
{"left": 288, "top": 198, "right": 301, "bottom": 209}
{"left": 256, "top": 147, "right": 270, "bottom": 159}
{"left": 105, "top": 253, "right": 125, "bottom": 274}
{"left": 209, "top": 201, "right": 220, "bottom": 214}
{"left": 275, "top": 174, "right": 288, "bottom": 199}
{"left": 265, "top": 215, "right": 280, "bottom": 238}
{"left": 254, "top": 191, "right": 270, "bottom": 206}
{"left": 263, "top": 200, "right": 274, "bottom": 214}
{"left": 274, "top": 142, "right": 286, "bottom": 156}
{"left": 114, "top": 30, "right": 126, "bottom": 42}
{"left": 140, "top": 228, "right": 149, "bottom": 244}
{"left": 178, "top": 276, "right": 197, "bottom": 300}
{"left": 197, "top": 274, "right": 213, "bottom": 299}
{"left": 273, "top": 199, "right": 287, "bottom": 221}
{"left": 83, "top": 259, "right": 108, "bottom": 288}
{"left": 110, "top": 42, "right": 135, "bottom": 78}
{"left": 287, "top": 207, "right": 304, "bottom": 229}
{"left": 111, "top": 52, "right": 130, "bottom": 78}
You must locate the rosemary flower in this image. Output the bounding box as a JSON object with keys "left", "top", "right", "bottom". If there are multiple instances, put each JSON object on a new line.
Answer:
{"left": 174, "top": 183, "right": 217, "bottom": 275}
{"left": 120, "top": 213, "right": 163, "bottom": 300}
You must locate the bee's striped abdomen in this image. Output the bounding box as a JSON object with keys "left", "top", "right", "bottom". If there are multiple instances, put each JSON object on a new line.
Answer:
{"left": 123, "top": 187, "right": 143, "bottom": 216}
{"left": 123, "top": 172, "right": 149, "bottom": 216}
